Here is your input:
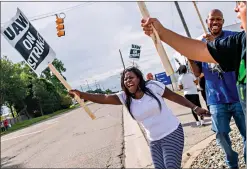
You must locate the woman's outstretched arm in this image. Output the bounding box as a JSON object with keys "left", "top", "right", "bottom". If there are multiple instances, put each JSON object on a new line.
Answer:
{"left": 162, "top": 87, "right": 210, "bottom": 116}
{"left": 69, "top": 90, "right": 122, "bottom": 105}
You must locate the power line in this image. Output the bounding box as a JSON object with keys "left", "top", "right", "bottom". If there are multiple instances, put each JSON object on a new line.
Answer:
{"left": 29, "top": 2, "right": 95, "bottom": 21}
{"left": 1, "top": 2, "right": 95, "bottom": 25}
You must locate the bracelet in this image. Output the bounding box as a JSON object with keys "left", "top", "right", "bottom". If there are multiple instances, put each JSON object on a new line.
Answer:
{"left": 193, "top": 106, "right": 198, "bottom": 112}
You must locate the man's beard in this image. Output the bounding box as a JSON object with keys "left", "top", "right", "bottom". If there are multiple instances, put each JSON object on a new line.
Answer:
{"left": 208, "top": 27, "right": 222, "bottom": 36}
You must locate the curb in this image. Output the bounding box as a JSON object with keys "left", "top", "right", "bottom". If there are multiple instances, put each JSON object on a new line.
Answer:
{"left": 123, "top": 107, "right": 154, "bottom": 168}
{"left": 182, "top": 122, "right": 236, "bottom": 168}
{"left": 182, "top": 133, "right": 216, "bottom": 168}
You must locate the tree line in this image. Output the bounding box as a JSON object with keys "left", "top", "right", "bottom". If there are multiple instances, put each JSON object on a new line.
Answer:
{"left": 0, "top": 56, "right": 72, "bottom": 119}
{"left": 0, "top": 56, "right": 117, "bottom": 119}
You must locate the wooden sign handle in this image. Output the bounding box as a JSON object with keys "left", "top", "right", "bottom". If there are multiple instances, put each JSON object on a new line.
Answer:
{"left": 48, "top": 63, "right": 96, "bottom": 120}
{"left": 192, "top": 2, "right": 207, "bottom": 34}
{"left": 137, "top": 2, "right": 174, "bottom": 76}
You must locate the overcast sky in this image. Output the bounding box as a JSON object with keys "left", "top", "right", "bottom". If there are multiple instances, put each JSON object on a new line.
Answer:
{"left": 1, "top": 1, "right": 239, "bottom": 91}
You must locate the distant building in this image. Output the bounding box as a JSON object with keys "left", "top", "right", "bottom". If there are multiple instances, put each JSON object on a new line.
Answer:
{"left": 1, "top": 106, "right": 10, "bottom": 116}
{"left": 0, "top": 106, "right": 11, "bottom": 121}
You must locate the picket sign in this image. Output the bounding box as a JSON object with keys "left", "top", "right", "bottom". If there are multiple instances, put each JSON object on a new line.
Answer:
{"left": 48, "top": 63, "right": 96, "bottom": 120}
{"left": 192, "top": 2, "right": 207, "bottom": 34}
{"left": 129, "top": 44, "right": 141, "bottom": 59}
{"left": 1, "top": 8, "right": 95, "bottom": 120}
{"left": 137, "top": 2, "right": 174, "bottom": 76}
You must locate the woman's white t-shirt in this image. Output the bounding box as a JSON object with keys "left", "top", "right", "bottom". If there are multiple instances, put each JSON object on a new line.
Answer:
{"left": 116, "top": 80, "right": 180, "bottom": 141}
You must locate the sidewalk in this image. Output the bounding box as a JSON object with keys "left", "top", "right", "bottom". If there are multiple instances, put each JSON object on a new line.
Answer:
{"left": 165, "top": 93, "right": 214, "bottom": 152}
{"left": 140, "top": 93, "right": 215, "bottom": 152}
{"left": 123, "top": 106, "right": 154, "bottom": 168}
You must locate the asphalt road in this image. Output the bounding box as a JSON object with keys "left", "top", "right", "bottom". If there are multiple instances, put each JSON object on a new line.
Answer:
{"left": 1, "top": 104, "right": 124, "bottom": 168}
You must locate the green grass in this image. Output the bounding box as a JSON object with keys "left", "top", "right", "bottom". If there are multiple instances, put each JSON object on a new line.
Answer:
{"left": 1, "top": 104, "right": 80, "bottom": 136}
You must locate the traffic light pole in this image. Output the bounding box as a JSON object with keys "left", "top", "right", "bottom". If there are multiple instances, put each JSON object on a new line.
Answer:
{"left": 174, "top": 2, "right": 191, "bottom": 38}
{"left": 174, "top": 1, "right": 193, "bottom": 71}
{"left": 174, "top": 2, "right": 190, "bottom": 67}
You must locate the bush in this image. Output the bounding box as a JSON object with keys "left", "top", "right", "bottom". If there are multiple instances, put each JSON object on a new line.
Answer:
{"left": 60, "top": 95, "right": 72, "bottom": 109}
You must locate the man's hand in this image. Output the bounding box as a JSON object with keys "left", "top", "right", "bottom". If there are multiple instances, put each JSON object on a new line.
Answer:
{"left": 203, "top": 34, "right": 215, "bottom": 42}
{"left": 141, "top": 18, "right": 164, "bottom": 37}
{"left": 199, "top": 73, "right": 204, "bottom": 78}
{"left": 140, "top": 17, "right": 218, "bottom": 64}
{"left": 68, "top": 89, "right": 82, "bottom": 98}
{"left": 194, "top": 107, "right": 211, "bottom": 117}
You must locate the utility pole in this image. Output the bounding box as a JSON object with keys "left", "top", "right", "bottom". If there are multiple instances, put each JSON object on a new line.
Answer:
{"left": 174, "top": 1, "right": 191, "bottom": 38}
{"left": 85, "top": 80, "right": 91, "bottom": 91}
{"left": 174, "top": 1, "right": 191, "bottom": 68}
{"left": 95, "top": 80, "right": 99, "bottom": 90}
{"left": 119, "top": 49, "right": 126, "bottom": 69}
{"left": 96, "top": 82, "right": 100, "bottom": 90}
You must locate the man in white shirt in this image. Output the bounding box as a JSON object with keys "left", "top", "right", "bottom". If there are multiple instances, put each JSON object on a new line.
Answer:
{"left": 178, "top": 65, "right": 205, "bottom": 126}
{"left": 146, "top": 73, "right": 154, "bottom": 80}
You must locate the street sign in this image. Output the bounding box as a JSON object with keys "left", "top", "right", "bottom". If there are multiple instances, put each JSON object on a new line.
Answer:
{"left": 129, "top": 44, "right": 141, "bottom": 59}
{"left": 155, "top": 72, "right": 172, "bottom": 85}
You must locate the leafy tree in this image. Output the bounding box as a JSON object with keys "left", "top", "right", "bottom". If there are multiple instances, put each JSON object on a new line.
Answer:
{"left": 0, "top": 56, "right": 12, "bottom": 108}
{"left": 87, "top": 90, "right": 94, "bottom": 94}
{"left": 1, "top": 56, "right": 72, "bottom": 118}
{"left": 105, "top": 89, "right": 113, "bottom": 94}
{"left": 60, "top": 95, "right": 72, "bottom": 109}
{"left": 0, "top": 56, "right": 28, "bottom": 117}
{"left": 32, "top": 78, "right": 61, "bottom": 116}
{"left": 41, "top": 59, "right": 67, "bottom": 95}
{"left": 94, "top": 88, "right": 104, "bottom": 94}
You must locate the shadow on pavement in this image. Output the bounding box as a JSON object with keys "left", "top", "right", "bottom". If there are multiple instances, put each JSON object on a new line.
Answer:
{"left": 182, "top": 119, "right": 212, "bottom": 128}
{"left": 1, "top": 156, "right": 25, "bottom": 168}
{"left": 176, "top": 112, "right": 194, "bottom": 117}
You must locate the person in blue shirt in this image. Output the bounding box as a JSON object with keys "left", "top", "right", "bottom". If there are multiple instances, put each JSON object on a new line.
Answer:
{"left": 141, "top": 2, "right": 246, "bottom": 114}
{"left": 141, "top": 2, "right": 246, "bottom": 168}
{"left": 188, "top": 9, "right": 245, "bottom": 168}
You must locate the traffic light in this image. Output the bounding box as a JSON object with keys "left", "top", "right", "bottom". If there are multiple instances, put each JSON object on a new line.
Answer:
{"left": 56, "top": 15, "right": 65, "bottom": 37}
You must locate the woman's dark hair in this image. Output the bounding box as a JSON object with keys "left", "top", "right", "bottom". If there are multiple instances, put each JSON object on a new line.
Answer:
{"left": 178, "top": 65, "right": 187, "bottom": 74}
{"left": 120, "top": 66, "right": 162, "bottom": 119}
